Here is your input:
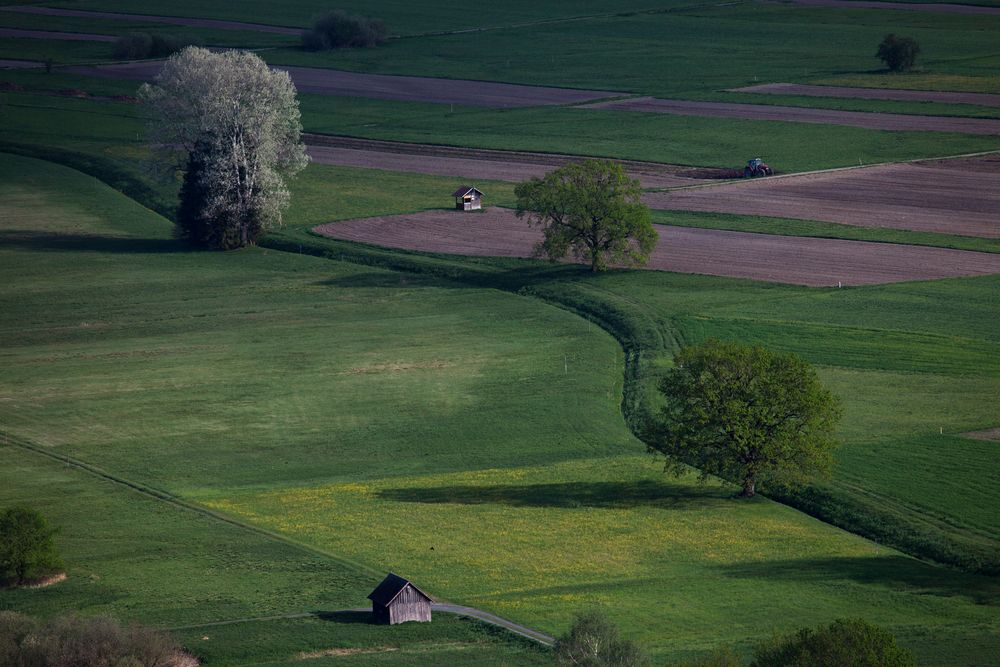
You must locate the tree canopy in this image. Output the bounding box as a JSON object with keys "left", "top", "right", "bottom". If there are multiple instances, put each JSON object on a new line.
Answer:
{"left": 555, "top": 611, "right": 650, "bottom": 667}
{"left": 876, "top": 34, "right": 921, "bottom": 72}
{"left": 750, "top": 618, "right": 917, "bottom": 667}
{"left": 0, "top": 506, "right": 62, "bottom": 586}
{"left": 515, "top": 160, "right": 657, "bottom": 272}
{"left": 646, "top": 339, "right": 841, "bottom": 498}
{"left": 140, "top": 47, "right": 308, "bottom": 249}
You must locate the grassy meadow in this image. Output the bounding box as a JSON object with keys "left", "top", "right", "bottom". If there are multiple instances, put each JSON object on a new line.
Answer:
{"left": 2, "top": 1, "right": 1000, "bottom": 664}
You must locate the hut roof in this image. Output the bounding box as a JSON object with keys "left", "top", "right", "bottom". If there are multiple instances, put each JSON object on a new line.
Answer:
{"left": 368, "top": 573, "right": 433, "bottom": 606}
{"left": 451, "top": 185, "right": 484, "bottom": 198}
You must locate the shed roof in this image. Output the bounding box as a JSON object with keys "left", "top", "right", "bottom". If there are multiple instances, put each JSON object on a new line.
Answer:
{"left": 451, "top": 185, "right": 484, "bottom": 198}
{"left": 368, "top": 573, "right": 433, "bottom": 606}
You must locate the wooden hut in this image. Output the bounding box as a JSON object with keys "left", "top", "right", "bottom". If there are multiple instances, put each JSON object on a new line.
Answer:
{"left": 452, "top": 185, "right": 484, "bottom": 211}
{"left": 368, "top": 573, "right": 433, "bottom": 625}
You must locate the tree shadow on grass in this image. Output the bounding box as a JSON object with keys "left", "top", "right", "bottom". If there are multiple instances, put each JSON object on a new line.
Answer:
{"left": 0, "top": 230, "right": 183, "bottom": 254}
{"left": 377, "top": 480, "right": 732, "bottom": 510}
{"left": 312, "top": 610, "right": 375, "bottom": 625}
{"left": 717, "top": 556, "right": 1000, "bottom": 605}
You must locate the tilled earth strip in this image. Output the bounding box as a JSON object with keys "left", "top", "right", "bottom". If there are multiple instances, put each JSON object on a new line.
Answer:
{"left": 314, "top": 208, "right": 1000, "bottom": 286}
{"left": 784, "top": 0, "right": 1000, "bottom": 14}
{"left": 729, "top": 83, "right": 1000, "bottom": 107}
{"left": 584, "top": 97, "right": 1000, "bottom": 135}
{"left": 304, "top": 135, "right": 727, "bottom": 188}
{"left": 66, "top": 61, "right": 619, "bottom": 107}
{"left": 644, "top": 155, "right": 1000, "bottom": 239}
{"left": 1, "top": 5, "right": 302, "bottom": 35}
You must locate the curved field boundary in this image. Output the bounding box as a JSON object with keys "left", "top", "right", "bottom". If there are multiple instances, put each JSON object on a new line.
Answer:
{"left": 304, "top": 135, "right": 718, "bottom": 188}
{"left": 0, "top": 26, "right": 116, "bottom": 42}
{"left": 584, "top": 96, "right": 1000, "bottom": 135}
{"left": 730, "top": 83, "right": 1000, "bottom": 107}
{"left": 64, "top": 60, "right": 619, "bottom": 108}
{"left": 785, "top": 0, "right": 1000, "bottom": 14}
{"left": 314, "top": 208, "right": 1000, "bottom": 286}
{"left": 1, "top": 5, "right": 302, "bottom": 35}
{"left": 645, "top": 155, "right": 1000, "bottom": 238}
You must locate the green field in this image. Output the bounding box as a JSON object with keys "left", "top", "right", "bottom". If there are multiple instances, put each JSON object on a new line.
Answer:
{"left": 2, "top": 1, "right": 1000, "bottom": 664}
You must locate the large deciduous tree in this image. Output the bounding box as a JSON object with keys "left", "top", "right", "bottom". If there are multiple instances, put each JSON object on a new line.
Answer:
{"left": 646, "top": 339, "right": 841, "bottom": 498}
{"left": 140, "top": 47, "right": 309, "bottom": 249}
{"left": 0, "top": 506, "right": 62, "bottom": 586}
{"left": 876, "top": 34, "right": 921, "bottom": 73}
{"left": 515, "top": 160, "right": 657, "bottom": 272}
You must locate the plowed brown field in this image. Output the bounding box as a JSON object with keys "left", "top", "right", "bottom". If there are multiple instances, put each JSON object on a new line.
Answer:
{"left": 304, "top": 136, "right": 717, "bottom": 188}
{"left": 584, "top": 97, "right": 1000, "bottom": 135}
{"left": 644, "top": 155, "right": 1000, "bottom": 238}
{"left": 730, "top": 83, "right": 1000, "bottom": 107}
{"left": 314, "top": 208, "right": 1000, "bottom": 286}
{"left": 66, "top": 61, "right": 618, "bottom": 108}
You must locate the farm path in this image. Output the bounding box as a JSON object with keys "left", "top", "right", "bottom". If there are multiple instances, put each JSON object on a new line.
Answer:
{"left": 784, "top": 0, "right": 1000, "bottom": 14}
{"left": 0, "top": 58, "right": 42, "bottom": 68}
{"left": 0, "top": 26, "right": 116, "bottom": 42}
{"left": 646, "top": 154, "right": 1000, "bottom": 238}
{"left": 314, "top": 208, "right": 1000, "bottom": 286}
{"left": 304, "top": 135, "right": 722, "bottom": 188}
{"left": 0, "top": 5, "right": 302, "bottom": 35}
{"left": 730, "top": 83, "right": 1000, "bottom": 107}
{"left": 64, "top": 60, "right": 619, "bottom": 107}
{"left": 583, "top": 97, "right": 1000, "bottom": 135}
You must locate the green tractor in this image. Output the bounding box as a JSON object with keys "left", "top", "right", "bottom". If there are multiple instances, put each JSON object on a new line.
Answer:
{"left": 743, "top": 157, "right": 773, "bottom": 178}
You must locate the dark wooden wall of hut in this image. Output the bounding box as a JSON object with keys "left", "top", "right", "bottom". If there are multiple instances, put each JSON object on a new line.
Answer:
{"left": 388, "top": 585, "right": 432, "bottom": 623}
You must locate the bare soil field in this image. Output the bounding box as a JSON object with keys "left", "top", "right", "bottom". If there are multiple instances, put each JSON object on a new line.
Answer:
{"left": 304, "top": 135, "right": 720, "bottom": 187}
{"left": 730, "top": 83, "right": 1000, "bottom": 107}
{"left": 786, "top": 0, "right": 1000, "bottom": 14}
{"left": 644, "top": 155, "right": 1000, "bottom": 238}
{"left": 1, "top": 5, "right": 302, "bottom": 35}
{"left": 0, "top": 59, "right": 42, "bottom": 69}
{"left": 314, "top": 207, "right": 1000, "bottom": 286}
{"left": 66, "top": 61, "right": 618, "bottom": 108}
{"left": 584, "top": 97, "right": 1000, "bottom": 135}
{"left": 0, "top": 27, "right": 116, "bottom": 42}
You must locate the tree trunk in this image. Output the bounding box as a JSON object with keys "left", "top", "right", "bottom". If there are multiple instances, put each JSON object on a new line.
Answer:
{"left": 740, "top": 478, "right": 756, "bottom": 498}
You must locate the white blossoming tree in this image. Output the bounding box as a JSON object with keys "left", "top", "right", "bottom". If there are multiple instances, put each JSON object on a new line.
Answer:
{"left": 141, "top": 47, "right": 309, "bottom": 249}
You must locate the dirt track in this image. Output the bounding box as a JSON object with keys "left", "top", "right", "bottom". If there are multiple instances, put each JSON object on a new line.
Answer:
{"left": 66, "top": 61, "right": 618, "bottom": 108}
{"left": 730, "top": 83, "right": 1000, "bottom": 107}
{"left": 584, "top": 97, "right": 1000, "bottom": 135}
{"left": 304, "top": 135, "right": 719, "bottom": 187}
{"left": 1, "top": 5, "right": 302, "bottom": 35}
{"left": 0, "top": 27, "right": 116, "bottom": 42}
{"left": 314, "top": 208, "right": 1000, "bottom": 286}
{"left": 0, "top": 59, "right": 42, "bottom": 69}
{"left": 644, "top": 155, "right": 1000, "bottom": 238}
{"left": 785, "top": 0, "right": 1000, "bottom": 14}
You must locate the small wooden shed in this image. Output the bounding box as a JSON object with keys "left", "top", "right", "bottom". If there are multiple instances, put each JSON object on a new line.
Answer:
{"left": 368, "top": 573, "right": 433, "bottom": 625}
{"left": 452, "top": 185, "right": 484, "bottom": 211}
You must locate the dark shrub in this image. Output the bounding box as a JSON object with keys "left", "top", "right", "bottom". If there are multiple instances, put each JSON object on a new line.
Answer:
{"left": 876, "top": 34, "right": 921, "bottom": 72}
{"left": 750, "top": 618, "right": 917, "bottom": 667}
{"left": 0, "top": 611, "right": 187, "bottom": 667}
{"left": 112, "top": 32, "right": 200, "bottom": 60}
{"left": 301, "top": 10, "right": 388, "bottom": 50}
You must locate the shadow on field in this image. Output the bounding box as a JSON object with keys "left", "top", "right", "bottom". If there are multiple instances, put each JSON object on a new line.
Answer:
{"left": 718, "top": 556, "right": 999, "bottom": 604}
{"left": 319, "top": 271, "right": 460, "bottom": 289}
{"left": 0, "top": 230, "right": 182, "bottom": 253}
{"left": 312, "top": 610, "right": 375, "bottom": 625}
{"left": 377, "top": 480, "right": 730, "bottom": 510}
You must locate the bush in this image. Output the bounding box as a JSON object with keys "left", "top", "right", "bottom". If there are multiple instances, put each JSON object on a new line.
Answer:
{"left": 0, "top": 611, "right": 188, "bottom": 667}
{"left": 555, "top": 611, "right": 650, "bottom": 667}
{"left": 876, "top": 34, "right": 921, "bottom": 72}
{"left": 112, "top": 33, "right": 200, "bottom": 60}
{"left": 301, "top": 10, "right": 388, "bottom": 50}
{"left": 750, "top": 618, "right": 917, "bottom": 667}
{"left": 0, "top": 506, "right": 62, "bottom": 586}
